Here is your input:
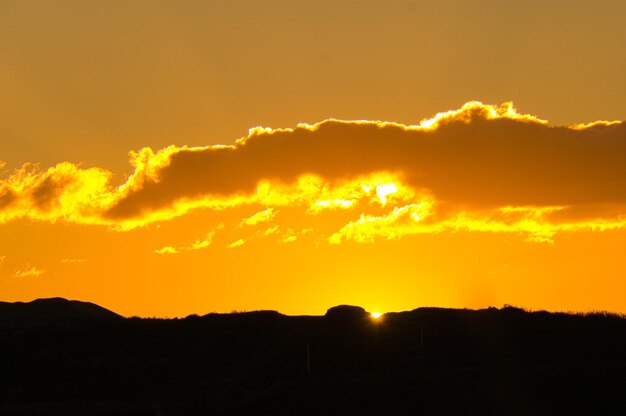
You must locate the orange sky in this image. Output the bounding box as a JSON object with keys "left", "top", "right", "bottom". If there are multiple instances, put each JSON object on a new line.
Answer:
{"left": 1, "top": 1, "right": 625, "bottom": 317}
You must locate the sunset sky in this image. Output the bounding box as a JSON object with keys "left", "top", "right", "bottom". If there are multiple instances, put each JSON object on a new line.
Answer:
{"left": 1, "top": 1, "right": 625, "bottom": 317}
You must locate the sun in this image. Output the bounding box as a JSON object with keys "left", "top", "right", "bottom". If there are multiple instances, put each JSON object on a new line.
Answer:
{"left": 370, "top": 312, "right": 383, "bottom": 319}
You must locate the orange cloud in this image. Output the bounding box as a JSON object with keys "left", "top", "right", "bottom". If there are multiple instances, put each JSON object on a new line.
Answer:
{"left": 1, "top": 102, "right": 624, "bottom": 244}
{"left": 0, "top": 162, "right": 113, "bottom": 225}
{"left": 279, "top": 228, "right": 298, "bottom": 244}
{"left": 328, "top": 202, "right": 626, "bottom": 244}
{"left": 103, "top": 101, "right": 625, "bottom": 221}
{"left": 15, "top": 265, "right": 46, "bottom": 277}
{"left": 570, "top": 120, "right": 622, "bottom": 130}
{"left": 61, "top": 258, "right": 87, "bottom": 264}
{"left": 239, "top": 208, "right": 277, "bottom": 227}
{"left": 228, "top": 239, "right": 246, "bottom": 248}
{"left": 154, "top": 231, "right": 216, "bottom": 254}
{"left": 154, "top": 246, "right": 180, "bottom": 255}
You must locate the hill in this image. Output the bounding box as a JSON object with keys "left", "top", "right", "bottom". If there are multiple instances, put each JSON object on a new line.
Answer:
{"left": 1, "top": 301, "right": 626, "bottom": 414}
{"left": 0, "top": 297, "right": 122, "bottom": 321}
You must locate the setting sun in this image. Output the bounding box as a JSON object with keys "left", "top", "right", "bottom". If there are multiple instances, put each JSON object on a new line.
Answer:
{"left": 370, "top": 312, "right": 383, "bottom": 319}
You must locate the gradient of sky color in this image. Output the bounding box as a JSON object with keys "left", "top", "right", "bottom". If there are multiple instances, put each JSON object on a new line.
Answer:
{"left": 1, "top": 1, "right": 625, "bottom": 317}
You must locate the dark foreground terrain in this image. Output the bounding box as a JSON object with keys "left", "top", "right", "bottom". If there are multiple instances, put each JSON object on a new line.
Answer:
{"left": 2, "top": 298, "right": 626, "bottom": 415}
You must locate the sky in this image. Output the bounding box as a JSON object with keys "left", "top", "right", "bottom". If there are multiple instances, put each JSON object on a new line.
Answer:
{"left": 1, "top": 1, "right": 625, "bottom": 317}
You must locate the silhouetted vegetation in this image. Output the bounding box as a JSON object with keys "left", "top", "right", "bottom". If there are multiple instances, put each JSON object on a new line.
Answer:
{"left": 2, "top": 299, "right": 626, "bottom": 414}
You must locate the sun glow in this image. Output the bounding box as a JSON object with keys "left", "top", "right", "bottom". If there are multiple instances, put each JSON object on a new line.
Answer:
{"left": 370, "top": 312, "right": 383, "bottom": 319}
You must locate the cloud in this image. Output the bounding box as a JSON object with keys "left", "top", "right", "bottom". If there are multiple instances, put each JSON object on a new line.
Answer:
{"left": 155, "top": 246, "right": 179, "bottom": 255}
{"left": 0, "top": 101, "right": 624, "bottom": 244}
{"left": 571, "top": 120, "right": 622, "bottom": 130}
{"left": 154, "top": 231, "right": 216, "bottom": 254}
{"left": 15, "top": 265, "right": 46, "bottom": 277}
{"left": 264, "top": 225, "right": 280, "bottom": 236}
{"left": 228, "top": 239, "right": 246, "bottom": 248}
{"left": 101, "top": 101, "right": 625, "bottom": 221}
{"left": 279, "top": 229, "right": 298, "bottom": 244}
{"left": 61, "top": 258, "right": 87, "bottom": 264}
{"left": 239, "top": 208, "right": 277, "bottom": 226}
{"left": 0, "top": 162, "right": 113, "bottom": 225}
{"left": 328, "top": 202, "right": 626, "bottom": 244}
{"left": 187, "top": 232, "right": 215, "bottom": 250}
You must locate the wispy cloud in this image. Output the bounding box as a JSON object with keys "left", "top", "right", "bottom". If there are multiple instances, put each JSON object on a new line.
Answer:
{"left": 239, "top": 208, "right": 277, "bottom": 227}
{"left": 15, "top": 265, "right": 46, "bottom": 277}
{"left": 154, "top": 246, "right": 179, "bottom": 255}
{"left": 228, "top": 239, "right": 246, "bottom": 248}
{"left": 154, "top": 231, "right": 216, "bottom": 254}
{"left": 61, "top": 258, "right": 86, "bottom": 264}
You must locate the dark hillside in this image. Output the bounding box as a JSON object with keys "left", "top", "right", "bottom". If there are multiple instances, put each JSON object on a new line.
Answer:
{"left": 0, "top": 297, "right": 121, "bottom": 321}
{"left": 1, "top": 302, "right": 626, "bottom": 415}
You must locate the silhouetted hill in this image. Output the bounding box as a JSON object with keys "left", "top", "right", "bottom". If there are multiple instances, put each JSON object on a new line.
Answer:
{"left": 0, "top": 297, "right": 121, "bottom": 321}
{"left": 2, "top": 301, "right": 626, "bottom": 415}
{"left": 324, "top": 304, "right": 368, "bottom": 320}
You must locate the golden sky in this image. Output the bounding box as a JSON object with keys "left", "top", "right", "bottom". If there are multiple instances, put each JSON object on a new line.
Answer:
{"left": 1, "top": 1, "right": 625, "bottom": 317}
